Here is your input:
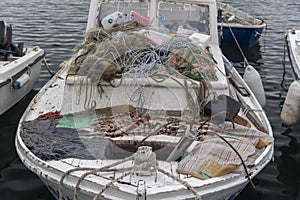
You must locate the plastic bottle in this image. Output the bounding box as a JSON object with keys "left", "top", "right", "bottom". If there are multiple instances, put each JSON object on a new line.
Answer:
{"left": 101, "top": 12, "right": 124, "bottom": 30}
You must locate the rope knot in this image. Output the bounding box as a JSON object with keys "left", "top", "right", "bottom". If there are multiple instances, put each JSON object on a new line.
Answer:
{"left": 133, "top": 146, "right": 157, "bottom": 175}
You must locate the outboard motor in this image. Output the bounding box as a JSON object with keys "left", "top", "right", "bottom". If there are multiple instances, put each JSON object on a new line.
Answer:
{"left": 0, "top": 20, "right": 23, "bottom": 60}
{"left": 0, "top": 20, "right": 13, "bottom": 60}
{"left": 0, "top": 20, "right": 12, "bottom": 50}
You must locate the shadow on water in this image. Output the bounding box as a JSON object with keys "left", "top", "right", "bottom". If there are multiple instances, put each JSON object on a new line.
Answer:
{"left": 0, "top": 91, "right": 37, "bottom": 169}
{"left": 220, "top": 42, "right": 263, "bottom": 65}
{"left": 276, "top": 37, "right": 300, "bottom": 200}
{"left": 236, "top": 125, "right": 300, "bottom": 200}
{"left": 277, "top": 127, "right": 300, "bottom": 200}
{"left": 0, "top": 91, "right": 55, "bottom": 200}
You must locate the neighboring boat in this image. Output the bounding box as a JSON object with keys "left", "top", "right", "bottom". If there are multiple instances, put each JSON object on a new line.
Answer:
{"left": 217, "top": 2, "right": 266, "bottom": 47}
{"left": 285, "top": 29, "right": 300, "bottom": 79}
{"left": 280, "top": 30, "right": 300, "bottom": 125}
{"left": 0, "top": 20, "right": 44, "bottom": 115}
{"left": 16, "top": 0, "right": 273, "bottom": 200}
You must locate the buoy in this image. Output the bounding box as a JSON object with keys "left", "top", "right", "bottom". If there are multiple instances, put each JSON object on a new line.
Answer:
{"left": 13, "top": 73, "right": 30, "bottom": 89}
{"left": 280, "top": 79, "right": 300, "bottom": 125}
{"left": 243, "top": 65, "right": 266, "bottom": 107}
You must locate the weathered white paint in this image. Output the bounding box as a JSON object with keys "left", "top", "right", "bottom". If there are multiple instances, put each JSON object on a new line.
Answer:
{"left": 0, "top": 47, "right": 44, "bottom": 115}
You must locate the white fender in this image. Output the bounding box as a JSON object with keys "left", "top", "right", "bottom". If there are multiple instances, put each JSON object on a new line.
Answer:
{"left": 13, "top": 73, "right": 30, "bottom": 89}
{"left": 243, "top": 65, "right": 266, "bottom": 107}
{"left": 281, "top": 80, "right": 300, "bottom": 125}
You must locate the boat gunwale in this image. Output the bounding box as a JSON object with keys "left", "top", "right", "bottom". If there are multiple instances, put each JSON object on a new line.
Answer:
{"left": 217, "top": 2, "right": 265, "bottom": 26}
{"left": 217, "top": 22, "right": 266, "bottom": 29}
{"left": 0, "top": 49, "right": 45, "bottom": 87}
{"left": 286, "top": 30, "right": 300, "bottom": 79}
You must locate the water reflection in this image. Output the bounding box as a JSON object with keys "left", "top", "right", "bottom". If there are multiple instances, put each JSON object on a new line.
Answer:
{"left": 221, "top": 42, "right": 263, "bottom": 64}
{"left": 277, "top": 127, "right": 300, "bottom": 199}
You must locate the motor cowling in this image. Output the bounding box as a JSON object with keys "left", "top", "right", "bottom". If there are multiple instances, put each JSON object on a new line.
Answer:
{"left": 0, "top": 20, "right": 12, "bottom": 50}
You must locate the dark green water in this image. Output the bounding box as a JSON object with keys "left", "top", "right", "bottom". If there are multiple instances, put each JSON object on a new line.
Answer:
{"left": 0, "top": 0, "right": 300, "bottom": 199}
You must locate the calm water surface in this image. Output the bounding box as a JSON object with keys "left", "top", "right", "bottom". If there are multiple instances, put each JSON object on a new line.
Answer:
{"left": 0, "top": 0, "right": 299, "bottom": 199}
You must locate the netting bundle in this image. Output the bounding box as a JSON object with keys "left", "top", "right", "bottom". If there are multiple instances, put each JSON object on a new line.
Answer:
{"left": 156, "top": 37, "right": 217, "bottom": 82}
{"left": 69, "top": 23, "right": 218, "bottom": 88}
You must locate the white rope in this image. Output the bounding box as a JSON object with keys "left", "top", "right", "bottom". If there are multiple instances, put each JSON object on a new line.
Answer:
{"left": 59, "top": 146, "right": 202, "bottom": 200}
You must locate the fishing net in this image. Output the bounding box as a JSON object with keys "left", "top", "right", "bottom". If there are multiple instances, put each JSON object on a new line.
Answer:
{"left": 65, "top": 19, "right": 219, "bottom": 116}
{"left": 69, "top": 22, "right": 218, "bottom": 93}
{"left": 156, "top": 37, "right": 218, "bottom": 82}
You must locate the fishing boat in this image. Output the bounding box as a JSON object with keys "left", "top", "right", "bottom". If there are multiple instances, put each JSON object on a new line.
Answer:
{"left": 0, "top": 20, "right": 44, "bottom": 115}
{"left": 217, "top": 2, "right": 266, "bottom": 47}
{"left": 16, "top": 0, "right": 273, "bottom": 199}
{"left": 280, "top": 29, "right": 300, "bottom": 126}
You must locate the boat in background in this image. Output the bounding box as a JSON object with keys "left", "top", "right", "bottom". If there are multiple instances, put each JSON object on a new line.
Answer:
{"left": 217, "top": 2, "right": 266, "bottom": 47}
{"left": 281, "top": 29, "right": 300, "bottom": 126}
{"left": 285, "top": 29, "right": 300, "bottom": 79}
{"left": 0, "top": 20, "right": 44, "bottom": 115}
{"left": 16, "top": 0, "right": 273, "bottom": 199}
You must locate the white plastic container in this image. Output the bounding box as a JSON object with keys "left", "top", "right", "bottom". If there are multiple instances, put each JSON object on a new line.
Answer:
{"left": 189, "top": 32, "right": 211, "bottom": 49}
{"left": 140, "top": 29, "right": 171, "bottom": 46}
{"left": 101, "top": 12, "right": 124, "bottom": 30}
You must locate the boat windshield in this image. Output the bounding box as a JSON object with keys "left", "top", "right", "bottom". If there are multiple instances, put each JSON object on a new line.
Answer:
{"left": 98, "top": 1, "right": 210, "bottom": 35}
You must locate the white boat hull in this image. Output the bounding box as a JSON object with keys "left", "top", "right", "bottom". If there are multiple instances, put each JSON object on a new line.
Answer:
{"left": 42, "top": 178, "right": 246, "bottom": 200}
{"left": 281, "top": 30, "right": 300, "bottom": 125}
{"left": 0, "top": 47, "right": 44, "bottom": 115}
{"left": 17, "top": 132, "right": 264, "bottom": 200}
